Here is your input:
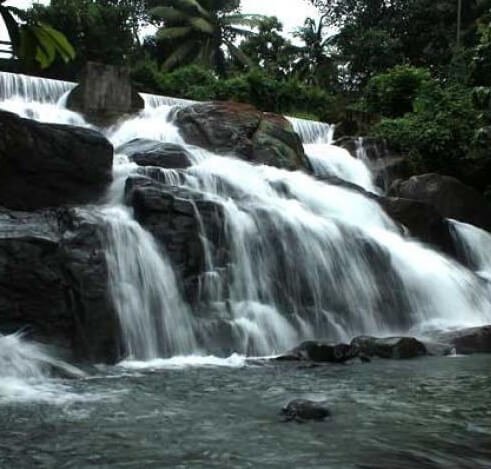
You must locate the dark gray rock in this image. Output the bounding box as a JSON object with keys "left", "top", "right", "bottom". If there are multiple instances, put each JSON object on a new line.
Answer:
{"left": 0, "top": 207, "right": 120, "bottom": 363}
{"left": 434, "top": 325, "right": 491, "bottom": 354}
{"left": 124, "top": 176, "right": 228, "bottom": 304}
{"left": 282, "top": 399, "right": 331, "bottom": 422}
{"left": 0, "top": 110, "right": 113, "bottom": 211}
{"left": 174, "top": 101, "right": 311, "bottom": 171}
{"left": 117, "top": 139, "right": 193, "bottom": 169}
{"left": 351, "top": 336, "right": 427, "bottom": 359}
{"left": 379, "top": 197, "right": 457, "bottom": 258}
{"left": 390, "top": 173, "right": 491, "bottom": 231}
{"left": 276, "top": 340, "right": 359, "bottom": 363}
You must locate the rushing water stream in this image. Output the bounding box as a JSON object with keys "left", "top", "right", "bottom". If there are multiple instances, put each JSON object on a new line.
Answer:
{"left": 1, "top": 71, "right": 491, "bottom": 467}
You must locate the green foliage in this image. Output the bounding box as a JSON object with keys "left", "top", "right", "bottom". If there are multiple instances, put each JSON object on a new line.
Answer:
{"left": 365, "top": 66, "right": 432, "bottom": 117}
{"left": 372, "top": 83, "right": 479, "bottom": 173}
{"left": 0, "top": 0, "right": 74, "bottom": 69}
{"left": 130, "top": 63, "right": 334, "bottom": 121}
{"left": 149, "top": 0, "right": 265, "bottom": 75}
{"left": 26, "top": 0, "right": 138, "bottom": 77}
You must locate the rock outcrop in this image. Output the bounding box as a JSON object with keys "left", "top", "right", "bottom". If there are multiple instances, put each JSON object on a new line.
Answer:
{"left": 125, "top": 176, "right": 228, "bottom": 303}
{"left": 276, "top": 341, "right": 360, "bottom": 363}
{"left": 390, "top": 173, "right": 491, "bottom": 231}
{"left": 351, "top": 336, "right": 427, "bottom": 359}
{"left": 434, "top": 325, "right": 491, "bottom": 354}
{"left": 174, "top": 102, "right": 311, "bottom": 171}
{"left": 379, "top": 197, "right": 457, "bottom": 257}
{"left": 0, "top": 208, "right": 119, "bottom": 363}
{"left": 117, "top": 139, "right": 193, "bottom": 169}
{"left": 0, "top": 110, "right": 113, "bottom": 211}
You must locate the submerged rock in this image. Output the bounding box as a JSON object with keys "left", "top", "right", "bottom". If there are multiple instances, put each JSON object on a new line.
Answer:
{"left": 276, "top": 341, "right": 359, "bottom": 363}
{"left": 174, "top": 101, "right": 311, "bottom": 171}
{"left": 282, "top": 399, "right": 331, "bottom": 422}
{"left": 351, "top": 336, "right": 427, "bottom": 359}
{"left": 117, "top": 138, "right": 193, "bottom": 169}
{"left": 0, "top": 110, "right": 113, "bottom": 211}
{"left": 390, "top": 173, "right": 491, "bottom": 231}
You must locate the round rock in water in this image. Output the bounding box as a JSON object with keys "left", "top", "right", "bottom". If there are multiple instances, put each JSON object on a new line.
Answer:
{"left": 281, "top": 399, "right": 331, "bottom": 422}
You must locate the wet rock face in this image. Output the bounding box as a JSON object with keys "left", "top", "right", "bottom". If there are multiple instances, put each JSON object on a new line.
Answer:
{"left": 0, "top": 110, "right": 113, "bottom": 211}
{"left": 379, "top": 197, "right": 457, "bottom": 258}
{"left": 434, "top": 325, "right": 491, "bottom": 354}
{"left": 277, "top": 341, "right": 359, "bottom": 363}
{"left": 117, "top": 139, "right": 193, "bottom": 169}
{"left": 351, "top": 336, "right": 427, "bottom": 359}
{"left": 174, "top": 102, "right": 311, "bottom": 171}
{"left": 390, "top": 173, "right": 491, "bottom": 231}
{"left": 282, "top": 399, "right": 331, "bottom": 422}
{"left": 0, "top": 208, "right": 119, "bottom": 363}
{"left": 125, "top": 176, "right": 228, "bottom": 303}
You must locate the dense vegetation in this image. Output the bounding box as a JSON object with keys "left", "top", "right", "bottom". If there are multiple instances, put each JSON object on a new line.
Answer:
{"left": 3, "top": 0, "right": 491, "bottom": 194}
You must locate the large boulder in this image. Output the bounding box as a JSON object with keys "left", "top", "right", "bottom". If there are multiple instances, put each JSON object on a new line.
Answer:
{"left": 0, "top": 207, "right": 120, "bottom": 363}
{"left": 351, "top": 336, "right": 427, "bottom": 359}
{"left": 390, "top": 174, "right": 491, "bottom": 231}
{"left": 117, "top": 138, "right": 193, "bottom": 169}
{"left": 434, "top": 325, "right": 491, "bottom": 354}
{"left": 0, "top": 110, "right": 113, "bottom": 211}
{"left": 124, "top": 176, "right": 228, "bottom": 303}
{"left": 174, "top": 102, "right": 311, "bottom": 171}
{"left": 379, "top": 197, "right": 457, "bottom": 257}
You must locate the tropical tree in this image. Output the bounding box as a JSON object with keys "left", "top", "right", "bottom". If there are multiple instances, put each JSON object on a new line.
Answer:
{"left": 237, "top": 17, "right": 300, "bottom": 79}
{"left": 0, "top": 0, "right": 74, "bottom": 69}
{"left": 149, "top": 0, "right": 265, "bottom": 75}
{"left": 293, "top": 15, "right": 337, "bottom": 87}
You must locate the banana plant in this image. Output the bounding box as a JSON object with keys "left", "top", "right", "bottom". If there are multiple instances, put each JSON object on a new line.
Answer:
{"left": 0, "top": 0, "right": 75, "bottom": 68}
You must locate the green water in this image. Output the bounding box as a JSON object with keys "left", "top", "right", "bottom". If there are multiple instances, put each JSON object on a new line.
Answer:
{"left": 1, "top": 356, "right": 491, "bottom": 468}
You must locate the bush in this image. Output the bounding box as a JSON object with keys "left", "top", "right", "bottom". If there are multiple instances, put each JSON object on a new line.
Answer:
{"left": 372, "top": 83, "right": 479, "bottom": 173}
{"left": 365, "top": 65, "right": 432, "bottom": 118}
{"left": 129, "top": 65, "right": 335, "bottom": 122}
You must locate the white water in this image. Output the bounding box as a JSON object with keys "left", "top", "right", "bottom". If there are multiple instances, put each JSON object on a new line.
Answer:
{"left": 449, "top": 219, "right": 491, "bottom": 280}
{"left": 0, "top": 333, "right": 88, "bottom": 403}
{"left": 305, "top": 143, "right": 377, "bottom": 192}
{"left": 100, "top": 206, "right": 198, "bottom": 359}
{"left": 1, "top": 71, "right": 491, "bottom": 365}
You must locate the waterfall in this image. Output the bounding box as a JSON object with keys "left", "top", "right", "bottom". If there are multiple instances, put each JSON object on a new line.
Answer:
{"left": 0, "top": 71, "right": 75, "bottom": 103}
{"left": 2, "top": 71, "right": 491, "bottom": 360}
{"left": 449, "top": 219, "right": 491, "bottom": 280}
{"left": 287, "top": 116, "right": 335, "bottom": 144}
{"left": 100, "top": 206, "right": 198, "bottom": 359}
{"left": 305, "top": 143, "right": 377, "bottom": 192}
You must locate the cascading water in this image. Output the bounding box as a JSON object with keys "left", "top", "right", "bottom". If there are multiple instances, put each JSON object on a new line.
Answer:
{"left": 0, "top": 333, "right": 85, "bottom": 403}
{"left": 449, "top": 219, "right": 491, "bottom": 280}
{"left": 1, "top": 71, "right": 491, "bottom": 361}
{"left": 100, "top": 205, "right": 198, "bottom": 359}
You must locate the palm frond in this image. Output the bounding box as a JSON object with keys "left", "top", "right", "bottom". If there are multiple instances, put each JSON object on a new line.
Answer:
{"left": 150, "top": 6, "right": 187, "bottom": 22}
{"left": 189, "top": 17, "right": 215, "bottom": 34}
{"left": 224, "top": 39, "right": 253, "bottom": 68}
{"left": 156, "top": 26, "right": 193, "bottom": 40}
{"left": 162, "top": 40, "right": 197, "bottom": 70}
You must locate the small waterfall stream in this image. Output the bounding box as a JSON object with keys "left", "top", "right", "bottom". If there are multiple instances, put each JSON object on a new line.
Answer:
{"left": 1, "top": 71, "right": 491, "bottom": 363}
